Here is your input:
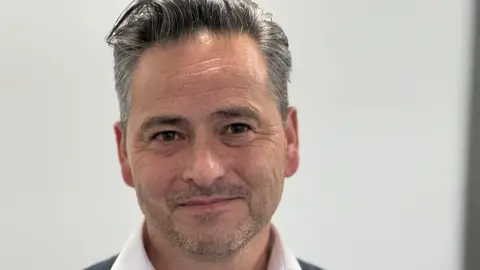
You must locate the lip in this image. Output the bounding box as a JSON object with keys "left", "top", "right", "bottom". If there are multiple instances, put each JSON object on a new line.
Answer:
{"left": 180, "top": 197, "right": 237, "bottom": 206}
{"left": 177, "top": 197, "right": 239, "bottom": 213}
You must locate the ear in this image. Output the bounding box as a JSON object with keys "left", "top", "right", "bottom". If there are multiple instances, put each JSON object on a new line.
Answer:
{"left": 114, "top": 121, "right": 134, "bottom": 187}
{"left": 284, "top": 107, "right": 300, "bottom": 178}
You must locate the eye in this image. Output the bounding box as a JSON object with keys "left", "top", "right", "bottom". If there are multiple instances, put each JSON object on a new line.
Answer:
{"left": 226, "top": 123, "right": 251, "bottom": 134}
{"left": 151, "top": 131, "right": 181, "bottom": 142}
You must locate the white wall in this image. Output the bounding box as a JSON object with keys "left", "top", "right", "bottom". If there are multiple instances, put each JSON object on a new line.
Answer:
{"left": 0, "top": 0, "right": 472, "bottom": 269}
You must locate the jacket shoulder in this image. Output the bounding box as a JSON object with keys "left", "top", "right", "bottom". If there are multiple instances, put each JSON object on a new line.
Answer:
{"left": 298, "top": 258, "right": 324, "bottom": 270}
{"left": 84, "top": 255, "right": 118, "bottom": 270}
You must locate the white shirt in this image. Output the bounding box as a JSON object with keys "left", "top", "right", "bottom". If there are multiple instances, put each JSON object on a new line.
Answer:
{"left": 111, "top": 220, "right": 302, "bottom": 270}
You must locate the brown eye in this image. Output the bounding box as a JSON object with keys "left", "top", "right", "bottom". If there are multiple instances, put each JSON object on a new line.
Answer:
{"left": 152, "top": 131, "right": 179, "bottom": 142}
{"left": 227, "top": 123, "right": 251, "bottom": 134}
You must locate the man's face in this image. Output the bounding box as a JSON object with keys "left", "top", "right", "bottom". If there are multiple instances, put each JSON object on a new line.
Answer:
{"left": 114, "top": 31, "right": 299, "bottom": 260}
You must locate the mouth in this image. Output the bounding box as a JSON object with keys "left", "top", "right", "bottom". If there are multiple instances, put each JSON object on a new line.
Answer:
{"left": 177, "top": 196, "right": 240, "bottom": 213}
{"left": 179, "top": 196, "right": 239, "bottom": 206}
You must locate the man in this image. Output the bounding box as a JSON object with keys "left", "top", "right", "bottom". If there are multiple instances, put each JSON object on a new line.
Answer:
{"left": 86, "top": 0, "right": 322, "bottom": 269}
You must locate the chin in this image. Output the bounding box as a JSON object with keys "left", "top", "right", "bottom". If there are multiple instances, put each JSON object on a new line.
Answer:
{"left": 176, "top": 226, "right": 254, "bottom": 260}
{"left": 159, "top": 214, "right": 265, "bottom": 261}
{"left": 182, "top": 216, "right": 244, "bottom": 234}
{"left": 174, "top": 215, "right": 251, "bottom": 238}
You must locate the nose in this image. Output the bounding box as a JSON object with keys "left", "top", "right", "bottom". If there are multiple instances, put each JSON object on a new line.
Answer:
{"left": 182, "top": 140, "right": 226, "bottom": 187}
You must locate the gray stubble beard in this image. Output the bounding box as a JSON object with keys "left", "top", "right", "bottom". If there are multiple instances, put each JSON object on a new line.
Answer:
{"left": 154, "top": 198, "right": 272, "bottom": 262}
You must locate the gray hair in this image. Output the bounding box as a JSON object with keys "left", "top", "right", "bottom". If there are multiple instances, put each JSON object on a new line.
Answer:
{"left": 105, "top": 0, "right": 292, "bottom": 127}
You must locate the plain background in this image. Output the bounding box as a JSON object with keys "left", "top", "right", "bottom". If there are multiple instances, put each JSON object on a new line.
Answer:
{"left": 0, "top": 0, "right": 473, "bottom": 269}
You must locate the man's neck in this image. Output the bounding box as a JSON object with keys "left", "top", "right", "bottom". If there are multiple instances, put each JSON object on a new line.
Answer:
{"left": 144, "top": 223, "right": 273, "bottom": 270}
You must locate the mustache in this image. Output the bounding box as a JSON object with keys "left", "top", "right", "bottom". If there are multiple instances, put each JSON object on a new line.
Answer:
{"left": 166, "top": 183, "right": 250, "bottom": 208}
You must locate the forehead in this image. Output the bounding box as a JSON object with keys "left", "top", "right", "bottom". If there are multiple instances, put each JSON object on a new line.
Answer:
{"left": 129, "top": 32, "right": 273, "bottom": 114}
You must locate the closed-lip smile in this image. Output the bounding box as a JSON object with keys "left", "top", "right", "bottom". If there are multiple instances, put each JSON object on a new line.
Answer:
{"left": 179, "top": 196, "right": 239, "bottom": 206}
{"left": 175, "top": 196, "right": 241, "bottom": 214}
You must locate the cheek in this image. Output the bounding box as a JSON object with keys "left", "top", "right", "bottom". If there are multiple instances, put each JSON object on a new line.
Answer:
{"left": 130, "top": 151, "right": 177, "bottom": 200}
{"left": 232, "top": 143, "right": 285, "bottom": 192}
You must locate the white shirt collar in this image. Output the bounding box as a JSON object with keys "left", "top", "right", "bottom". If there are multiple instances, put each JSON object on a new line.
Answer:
{"left": 111, "top": 219, "right": 301, "bottom": 270}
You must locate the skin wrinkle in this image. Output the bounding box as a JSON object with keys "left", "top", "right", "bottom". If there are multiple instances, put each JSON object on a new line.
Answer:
{"left": 172, "top": 64, "right": 247, "bottom": 79}
{"left": 131, "top": 78, "right": 256, "bottom": 113}
{"left": 137, "top": 70, "right": 259, "bottom": 100}
{"left": 179, "top": 57, "right": 225, "bottom": 69}
{"left": 176, "top": 75, "right": 253, "bottom": 90}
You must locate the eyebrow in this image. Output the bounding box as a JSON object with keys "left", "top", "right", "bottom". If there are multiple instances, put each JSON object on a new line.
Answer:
{"left": 211, "top": 106, "right": 261, "bottom": 123}
{"left": 140, "top": 115, "right": 188, "bottom": 134}
{"left": 139, "top": 106, "right": 262, "bottom": 133}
